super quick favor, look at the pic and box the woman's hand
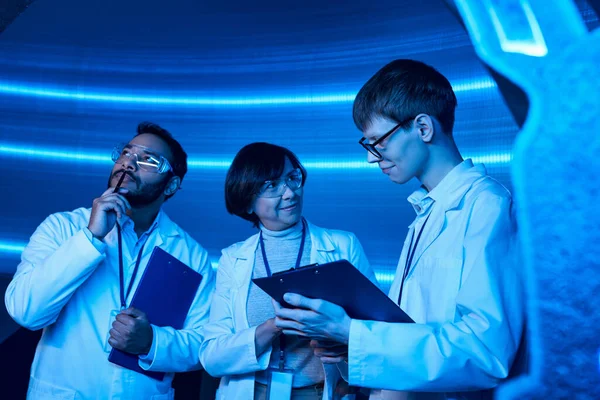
[254,317,282,356]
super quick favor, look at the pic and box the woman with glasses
[199,142,377,400]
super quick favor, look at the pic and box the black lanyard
[259,218,307,370]
[116,224,152,309]
[397,213,432,305]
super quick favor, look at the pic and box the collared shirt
[401,160,476,289]
[407,159,474,215]
[347,160,526,399]
[5,207,215,400]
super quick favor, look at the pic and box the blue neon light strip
[0,78,496,107]
[374,272,395,285]
[0,145,109,164]
[0,143,512,168]
[0,242,26,255]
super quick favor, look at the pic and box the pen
[113,172,132,216]
[113,172,126,193]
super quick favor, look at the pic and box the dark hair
[225,142,307,227]
[135,122,188,199]
[353,59,458,136]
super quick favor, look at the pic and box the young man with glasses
[273,59,527,399]
[5,122,215,399]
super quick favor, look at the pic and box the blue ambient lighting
[0,144,108,164]
[375,272,396,285]
[0,78,496,107]
[487,0,548,57]
[0,241,26,255]
[0,143,512,168]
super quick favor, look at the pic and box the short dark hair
[353,59,458,136]
[225,142,307,227]
[135,121,188,181]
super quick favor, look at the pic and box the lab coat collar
[231,220,335,260]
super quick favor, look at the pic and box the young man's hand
[273,293,351,344]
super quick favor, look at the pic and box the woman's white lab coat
[199,221,377,400]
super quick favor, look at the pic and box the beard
[107,171,169,207]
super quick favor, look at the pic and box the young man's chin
[388,173,411,185]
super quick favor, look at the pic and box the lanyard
[259,218,307,278]
[259,218,307,370]
[116,223,152,309]
[397,212,432,305]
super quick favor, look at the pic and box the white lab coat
[5,207,216,400]
[199,221,377,400]
[347,161,526,400]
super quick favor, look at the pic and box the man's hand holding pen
[88,172,132,240]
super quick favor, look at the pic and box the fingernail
[283,294,291,302]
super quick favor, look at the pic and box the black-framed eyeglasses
[358,116,415,159]
[256,168,304,198]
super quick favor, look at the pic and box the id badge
[266,369,293,400]
[104,309,120,352]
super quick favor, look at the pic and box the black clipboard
[108,247,203,380]
[252,259,413,323]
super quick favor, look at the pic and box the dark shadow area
[0,0,37,34]
[173,370,219,400]
[0,327,41,399]
[587,0,600,18]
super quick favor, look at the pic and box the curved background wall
[0,0,596,293]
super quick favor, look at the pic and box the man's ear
[165,176,181,196]
[415,114,435,143]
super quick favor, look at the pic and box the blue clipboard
[252,259,413,323]
[108,246,203,380]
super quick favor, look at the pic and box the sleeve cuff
[82,227,107,254]
[347,319,368,386]
[138,325,158,369]
[249,325,273,370]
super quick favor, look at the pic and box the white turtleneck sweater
[247,221,324,388]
